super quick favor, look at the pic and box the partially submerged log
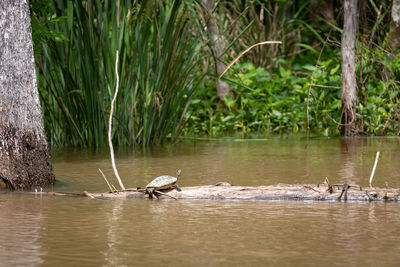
[37,183,400,201]
[6,183,399,201]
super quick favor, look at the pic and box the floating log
[8,183,400,201]
[70,183,400,201]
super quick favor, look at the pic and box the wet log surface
[18,183,400,201]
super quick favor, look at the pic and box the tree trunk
[0,0,55,190]
[203,0,232,102]
[341,0,358,136]
[389,0,400,50]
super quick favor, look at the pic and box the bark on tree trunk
[0,0,55,190]
[203,0,232,102]
[341,0,358,136]
[389,0,400,50]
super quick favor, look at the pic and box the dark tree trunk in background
[0,0,55,190]
[341,0,358,136]
[203,0,232,102]
[389,0,400,50]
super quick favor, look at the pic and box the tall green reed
[35,0,204,148]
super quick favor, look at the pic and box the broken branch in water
[338,184,351,201]
[369,151,380,187]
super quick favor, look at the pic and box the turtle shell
[146,175,177,190]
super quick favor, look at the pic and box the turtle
[139,169,182,199]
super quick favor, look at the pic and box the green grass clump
[35,0,204,148]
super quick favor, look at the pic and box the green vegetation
[31,0,400,147]
[32,0,203,147]
[185,50,400,137]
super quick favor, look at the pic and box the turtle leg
[174,184,182,192]
[147,188,158,199]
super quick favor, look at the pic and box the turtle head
[175,169,181,178]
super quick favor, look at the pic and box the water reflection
[103,200,124,266]
[0,195,45,266]
[338,138,357,184]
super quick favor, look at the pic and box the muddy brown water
[1,136,400,266]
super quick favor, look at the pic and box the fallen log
[29,183,400,201]
[7,183,400,201]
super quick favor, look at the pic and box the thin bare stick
[324,177,333,194]
[303,185,321,193]
[84,191,96,199]
[112,184,118,192]
[154,190,178,200]
[217,41,282,81]
[109,50,125,190]
[338,184,351,201]
[98,168,114,192]
[369,152,380,187]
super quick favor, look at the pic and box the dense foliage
[31,0,400,147]
[31,0,204,148]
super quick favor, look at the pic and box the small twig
[369,152,380,187]
[112,185,118,192]
[98,168,114,192]
[84,191,96,199]
[338,184,351,201]
[344,184,350,200]
[333,184,361,189]
[303,185,321,193]
[154,190,178,200]
[324,177,333,194]
[108,50,126,190]
[365,190,373,201]
[217,41,282,81]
